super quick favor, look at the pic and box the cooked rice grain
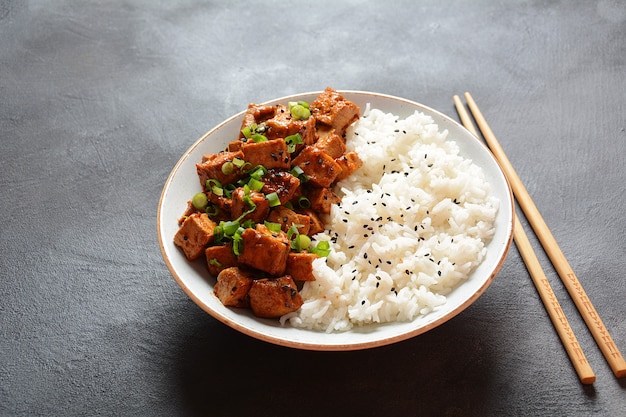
[281,105,499,332]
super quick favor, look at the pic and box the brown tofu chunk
[314,129,346,159]
[237,224,290,276]
[214,267,254,308]
[298,114,318,146]
[285,252,319,282]
[266,206,311,235]
[310,87,361,135]
[238,103,276,140]
[207,192,232,218]
[248,276,303,318]
[173,213,217,261]
[298,208,325,236]
[241,139,290,170]
[261,169,301,205]
[291,146,341,188]
[334,151,363,182]
[205,244,238,276]
[231,188,270,223]
[196,151,245,190]
[306,187,341,215]
[264,104,305,140]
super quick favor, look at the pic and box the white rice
[281,105,499,332]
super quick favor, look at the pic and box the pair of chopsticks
[453,93,626,385]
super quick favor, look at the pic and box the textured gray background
[1,0,625,416]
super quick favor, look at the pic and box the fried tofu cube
[196,151,245,189]
[314,129,346,159]
[334,151,363,182]
[267,206,311,235]
[306,187,341,214]
[173,213,217,261]
[248,276,303,318]
[237,224,290,276]
[261,170,301,205]
[285,252,319,282]
[242,139,290,170]
[205,244,238,276]
[310,87,361,135]
[214,267,254,308]
[263,104,305,140]
[238,103,276,140]
[231,188,270,223]
[298,208,325,236]
[291,146,341,188]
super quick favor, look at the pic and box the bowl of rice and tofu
[157,88,514,350]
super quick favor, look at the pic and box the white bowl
[157,91,514,350]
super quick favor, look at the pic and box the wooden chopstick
[453,95,596,384]
[457,93,626,379]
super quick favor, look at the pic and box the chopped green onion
[286,225,300,241]
[251,133,267,143]
[208,258,222,267]
[206,178,222,189]
[232,230,244,256]
[192,192,208,210]
[241,219,255,229]
[298,196,311,208]
[291,233,311,252]
[248,177,264,191]
[206,205,220,217]
[213,225,224,243]
[221,161,234,175]
[233,157,246,168]
[222,220,240,236]
[285,133,303,153]
[289,101,311,120]
[290,165,304,177]
[249,165,267,180]
[310,240,331,257]
[264,221,282,234]
[266,192,281,207]
[243,195,256,210]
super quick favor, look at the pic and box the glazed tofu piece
[238,103,276,140]
[241,139,290,170]
[230,188,270,223]
[205,244,238,276]
[237,224,290,276]
[173,213,217,261]
[248,276,303,318]
[196,151,245,189]
[298,208,325,236]
[334,151,363,182]
[261,170,301,205]
[263,104,305,140]
[297,114,318,146]
[206,192,232,218]
[214,267,254,308]
[285,252,319,282]
[314,129,346,159]
[291,146,341,188]
[306,187,341,215]
[310,87,361,135]
[266,206,311,235]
